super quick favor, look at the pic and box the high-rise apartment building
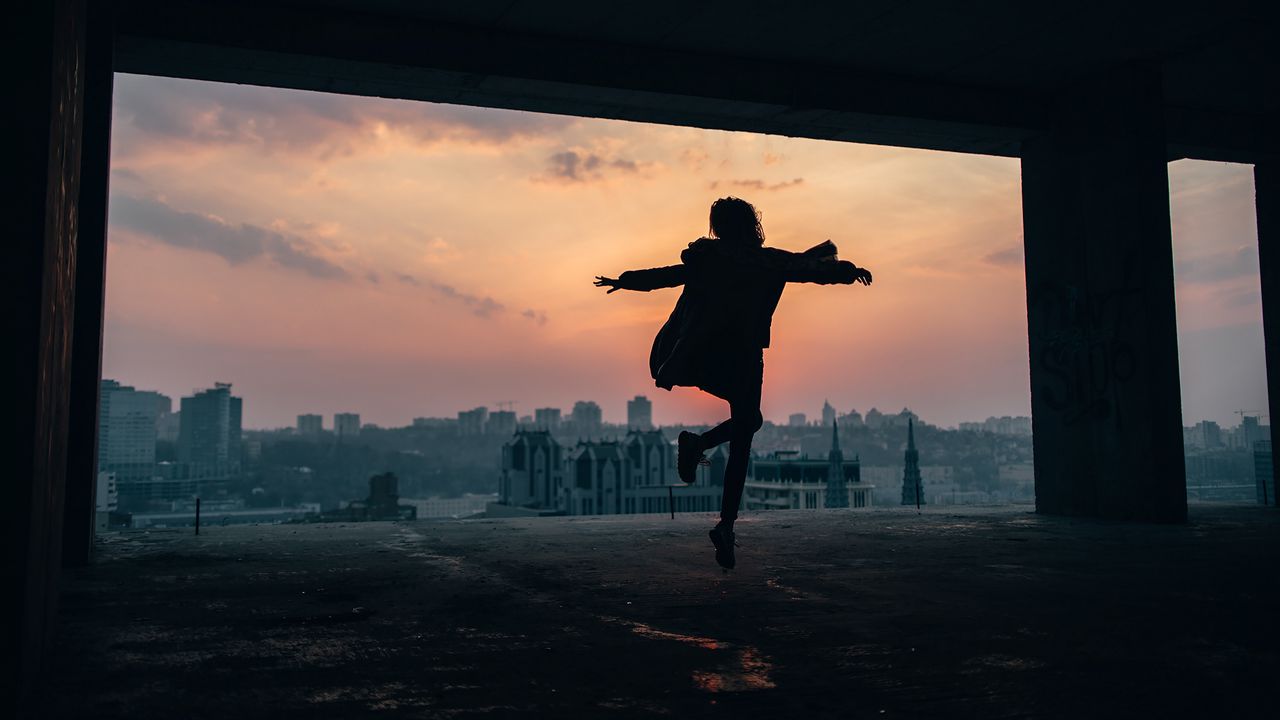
[334,412,361,439]
[487,410,517,436]
[570,401,603,436]
[297,414,323,435]
[458,407,488,435]
[534,407,561,432]
[788,413,807,427]
[98,380,161,498]
[627,395,653,430]
[178,383,243,470]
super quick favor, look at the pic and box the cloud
[396,273,505,318]
[110,195,348,279]
[982,246,1023,267]
[1176,245,1259,284]
[521,308,549,325]
[112,74,574,159]
[708,178,804,192]
[1216,284,1261,309]
[680,148,711,171]
[536,149,644,184]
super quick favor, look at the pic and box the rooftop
[31,506,1279,718]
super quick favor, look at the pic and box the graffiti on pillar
[1029,282,1140,428]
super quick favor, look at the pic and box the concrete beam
[113,0,1038,157]
[1021,66,1187,522]
[109,1,1274,163]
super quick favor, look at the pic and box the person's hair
[708,197,764,246]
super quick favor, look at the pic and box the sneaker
[709,524,736,570]
[677,431,705,484]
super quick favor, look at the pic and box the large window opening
[98,73,1036,526]
[1169,160,1271,506]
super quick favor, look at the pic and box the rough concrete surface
[27,506,1280,718]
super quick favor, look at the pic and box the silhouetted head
[708,197,764,247]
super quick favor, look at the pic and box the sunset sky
[103,74,1266,430]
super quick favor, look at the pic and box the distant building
[822,400,836,429]
[959,415,1033,436]
[1256,440,1274,506]
[487,410,517,436]
[492,429,720,517]
[534,407,562,431]
[570,400,603,436]
[334,412,361,439]
[156,410,181,443]
[1239,416,1269,450]
[564,431,720,515]
[744,428,872,511]
[1190,420,1222,449]
[402,494,497,519]
[627,395,654,430]
[98,380,161,503]
[306,472,417,522]
[840,409,864,427]
[901,419,925,506]
[458,407,488,435]
[788,413,807,427]
[297,413,323,435]
[94,471,118,532]
[178,383,242,469]
[498,430,565,510]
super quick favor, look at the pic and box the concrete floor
[28,505,1280,718]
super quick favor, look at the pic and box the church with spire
[744,420,873,511]
[901,418,926,506]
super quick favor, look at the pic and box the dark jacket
[617,238,861,391]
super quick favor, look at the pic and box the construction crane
[495,401,517,413]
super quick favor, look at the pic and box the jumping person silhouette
[595,197,872,569]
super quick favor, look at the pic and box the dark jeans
[698,363,764,526]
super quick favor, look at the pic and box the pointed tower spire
[901,418,924,508]
[824,420,849,509]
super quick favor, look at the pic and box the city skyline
[102,374,1265,436]
[103,74,1266,429]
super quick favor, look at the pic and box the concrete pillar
[1020,66,1187,522]
[1257,163,1279,502]
[63,0,115,568]
[2,0,87,706]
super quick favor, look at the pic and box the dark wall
[1258,163,1280,496]
[3,0,86,706]
[1021,66,1187,522]
[63,0,115,568]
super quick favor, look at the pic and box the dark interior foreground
[33,507,1280,718]
[7,0,1278,712]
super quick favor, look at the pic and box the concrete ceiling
[113,0,1276,161]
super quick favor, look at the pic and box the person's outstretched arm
[782,241,872,286]
[595,264,687,293]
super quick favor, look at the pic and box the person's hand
[594,275,622,293]
[852,267,873,286]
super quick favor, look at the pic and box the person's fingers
[607,287,619,293]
